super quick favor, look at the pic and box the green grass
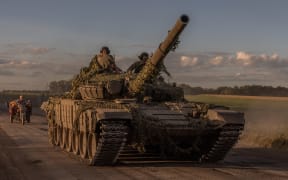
[185,94,288,112]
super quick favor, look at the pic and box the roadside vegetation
[180,84,288,97]
[186,94,288,150]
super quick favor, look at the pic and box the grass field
[186,94,288,149]
[185,94,288,111]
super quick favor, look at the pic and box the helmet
[100,46,110,54]
[138,52,149,61]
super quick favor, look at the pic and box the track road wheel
[79,132,88,159]
[60,127,66,149]
[65,129,73,152]
[72,131,80,155]
[54,125,61,146]
[48,123,55,145]
[88,133,98,165]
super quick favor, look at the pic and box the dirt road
[1,113,288,180]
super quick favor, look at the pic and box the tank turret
[128,14,189,95]
[76,15,189,101]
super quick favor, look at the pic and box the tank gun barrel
[128,14,189,94]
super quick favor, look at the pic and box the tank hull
[44,98,244,165]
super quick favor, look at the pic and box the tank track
[118,107,244,164]
[199,123,244,162]
[53,120,128,166]
[118,145,162,163]
[91,120,128,165]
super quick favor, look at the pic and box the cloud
[0,69,14,76]
[0,59,10,64]
[235,72,241,77]
[209,56,223,65]
[30,71,44,77]
[1,48,288,90]
[0,59,39,67]
[0,58,79,79]
[160,51,288,88]
[174,51,288,69]
[234,51,287,67]
[180,56,198,66]
[0,43,55,57]
[22,47,55,55]
[236,51,253,66]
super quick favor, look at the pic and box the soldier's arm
[163,66,171,77]
[127,61,139,72]
[127,63,136,72]
[107,55,122,73]
[159,63,171,77]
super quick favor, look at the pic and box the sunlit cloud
[235,72,241,77]
[22,47,55,55]
[236,51,253,66]
[271,53,279,61]
[209,56,223,65]
[1,48,288,90]
[180,56,198,66]
[235,51,285,66]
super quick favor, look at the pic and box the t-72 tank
[42,14,245,165]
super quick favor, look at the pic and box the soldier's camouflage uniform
[127,59,171,77]
[69,54,118,99]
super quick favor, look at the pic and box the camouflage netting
[68,55,169,100]
[68,55,113,99]
[128,60,161,95]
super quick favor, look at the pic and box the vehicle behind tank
[42,14,245,165]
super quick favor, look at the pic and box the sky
[0,0,288,90]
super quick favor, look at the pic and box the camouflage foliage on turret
[69,55,103,99]
[128,15,189,95]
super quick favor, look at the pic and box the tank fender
[207,109,245,125]
[96,109,132,121]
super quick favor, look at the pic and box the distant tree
[181,84,288,97]
[178,84,205,95]
[49,80,72,94]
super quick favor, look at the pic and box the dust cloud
[238,102,288,149]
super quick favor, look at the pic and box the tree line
[179,84,288,97]
[3,81,288,97]
[47,80,288,97]
[48,80,72,95]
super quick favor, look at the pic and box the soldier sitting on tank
[69,46,122,99]
[127,52,171,77]
[127,52,149,73]
[89,46,122,74]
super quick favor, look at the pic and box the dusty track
[1,113,288,180]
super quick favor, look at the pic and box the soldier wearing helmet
[127,52,149,73]
[97,46,113,70]
[127,52,171,77]
[89,46,122,73]
[69,46,122,99]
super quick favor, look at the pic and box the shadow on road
[116,147,288,172]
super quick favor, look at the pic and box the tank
[42,14,245,165]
